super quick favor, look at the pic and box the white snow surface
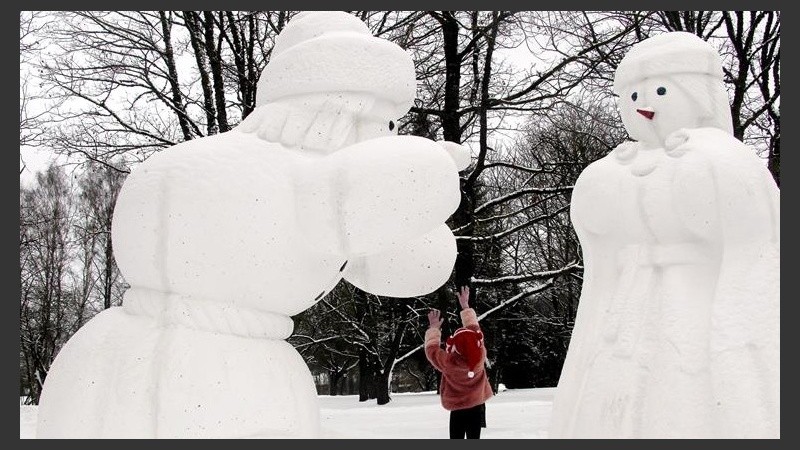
[550,32,780,438]
[22,388,556,439]
[35,11,469,439]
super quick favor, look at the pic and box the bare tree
[36,11,290,169]
[290,284,360,396]
[76,162,128,311]
[39,11,195,165]
[20,11,56,176]
[20,165,79,404]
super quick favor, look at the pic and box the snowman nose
[636,107,655,120]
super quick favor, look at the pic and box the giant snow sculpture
[37,11,471,438]
[549,32,780,438]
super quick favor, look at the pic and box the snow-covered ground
[20,387,555,439]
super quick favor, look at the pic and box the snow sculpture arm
[665,127,779,247]
[668,127,780,437]
[338,142,469,296]
[237,93,377,153]
[549,152,630,437]
[294,135,461,256]
[342,224,456,297]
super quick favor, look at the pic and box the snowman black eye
[388,120,395,131]
[631,92,638,101]
[657,86,666,95]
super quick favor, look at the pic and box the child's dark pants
[449,403,486,439]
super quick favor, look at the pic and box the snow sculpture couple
[37,12,778,439]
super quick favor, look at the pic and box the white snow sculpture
[549,32,780,438]
[37,11,470,438]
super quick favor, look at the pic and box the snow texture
[549,32,780,438]
[36,11,468,438]
[23,388,557,439]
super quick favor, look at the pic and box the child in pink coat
[425,286,494,439]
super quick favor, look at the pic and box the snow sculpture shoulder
[36,11,470,438]
[549,32,779,438]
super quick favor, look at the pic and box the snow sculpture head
[613,32,733,147]
[241,11,418,152]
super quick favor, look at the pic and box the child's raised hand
[457,286,470,310]
[427,309,443,329]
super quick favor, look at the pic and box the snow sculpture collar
[124,287,295,340]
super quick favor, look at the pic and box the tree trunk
[203,11,229,132]
[722,11,757,142]
[768,131,779,186]
[328,369,342,396]
[158,11,194,142]
[358,349,376,402]
[183,11,218,135]
[440,12,461,143]
[437,12,475,289]
[223,11,257,119]
[104,234,113,309]
[376,370,392,405]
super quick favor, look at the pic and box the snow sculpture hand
[290,133,463,297]
[293,135,460,255]
[612,141,640,165]
[236,96,355,151]
[440,141,472,171]
[664,128,691,157]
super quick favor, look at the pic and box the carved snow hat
[613,31,725,94]
[257,11,417,118]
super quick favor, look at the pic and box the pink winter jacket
[424,308,494,411]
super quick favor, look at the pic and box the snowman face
[619,76,706,147]
[347,97,400,145]
[239,92,401,154]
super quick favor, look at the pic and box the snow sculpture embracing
[549,32,780,438]
[37,11,470,438]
